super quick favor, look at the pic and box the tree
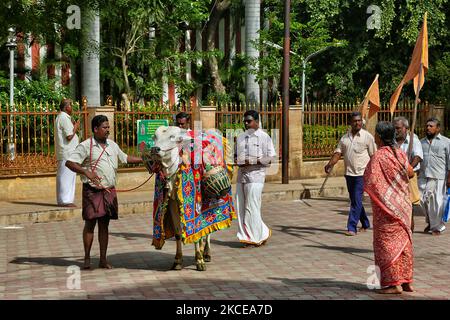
[244,0,260,103]
[204,0,232,95]
[254,0,450,105]
[82,5,101,106]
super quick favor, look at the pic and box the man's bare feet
[345,231,356,236]
[375,285,403,294]
[83,257,91,270]
[401,283,414,292]
[99,261,113,269]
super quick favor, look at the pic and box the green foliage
[427,52,450,104]
[255,0,450,105]
[2,0,449,106]
[303,124,348,145]
[0,71,69,105]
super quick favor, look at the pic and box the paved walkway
[1,196,448,300]
[0,177,348,225]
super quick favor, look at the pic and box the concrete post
[199,105,217,130]
[428,103,445,131]
[289,103,303,179]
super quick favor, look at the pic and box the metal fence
[444,104,450,137]
[215,102,283,159]
[0,101,89,176]
[0,100,190,176]
[114,103,191,168]
[0,98,432,176]
[303,101,429,159]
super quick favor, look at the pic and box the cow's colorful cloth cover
[152,130,236,249]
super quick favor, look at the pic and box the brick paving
[1,197,449,300]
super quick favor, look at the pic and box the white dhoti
[419,177,446,232]
[236,182,271,245]
[56,160,76,205]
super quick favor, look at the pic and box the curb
[0,185,349,226]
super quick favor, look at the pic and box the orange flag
[360,74,380,119]
[390,12,428,115]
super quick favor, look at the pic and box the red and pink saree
[364,146,413,287]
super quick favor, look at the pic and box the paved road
[1,197,449,300]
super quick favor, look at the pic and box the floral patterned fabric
[364,146,413,287]
[152,130,236,249]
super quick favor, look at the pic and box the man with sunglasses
[235,110,276,248]
[175,112,190,130]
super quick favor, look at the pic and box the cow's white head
[149,126,190,178]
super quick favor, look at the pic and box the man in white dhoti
[235,110,276,248]
[55,99,80,207]
[419,118,450,235]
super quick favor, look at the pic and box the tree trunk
[121,54,131,98]
[206,0,231,95]
[245,0,260,104]
[81,8,101,107]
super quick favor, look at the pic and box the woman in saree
[364,121,415,294]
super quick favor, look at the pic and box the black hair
[176,112,190,121]
[59,98,72,111]
[244,110,259,121]
[350,111,362,119]
[92,115,109,132]
[376,121,399,161]
[376,121,396,146]
[426,117,440,127]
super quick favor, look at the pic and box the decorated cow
[143,126,235,271]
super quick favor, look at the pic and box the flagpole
[408,62,423,158]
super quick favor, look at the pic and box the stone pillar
[87,97,116,140]
[428,103,445,132]
[289,104,303,179]
[199,105,217,130]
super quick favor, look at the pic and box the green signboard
[137,119,169,151]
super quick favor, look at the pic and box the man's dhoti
[56,160,76,205]
[419,178,446,232]
[236,183,271,245]
[82,183,118,221]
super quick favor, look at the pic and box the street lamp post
[282,0,290,184]
[6,27,17,161]
[301,43,342,111]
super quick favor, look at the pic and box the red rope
[89,138,155,193]
[115,172,154,193]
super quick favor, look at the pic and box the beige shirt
[236,128,277,183]
[55,111,79,161]
[67,138,128,188]
[335,129,376,176]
